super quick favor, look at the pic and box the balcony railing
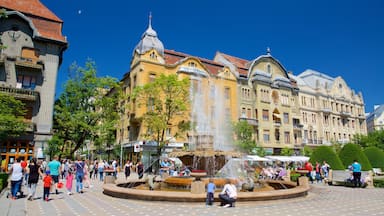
[293,124,304,129]
[178,66,207,77]
[239,117,259,126]
[0,85,39,101]
[15,56,44,70]
[340,111,351,117]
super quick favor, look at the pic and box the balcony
[273,121,281,127]
[0,85,39,101]
[321,108,332,113]
[293,123,304,130]
[357,114,366,120]
[178,66,207,77]
[340,111,351,117]
[239,117,259,126]
[15,56,44,70]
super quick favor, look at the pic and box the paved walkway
[1,173,384,216]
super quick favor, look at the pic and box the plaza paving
[1,172,384,216]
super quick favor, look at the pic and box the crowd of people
[7,155,146,201]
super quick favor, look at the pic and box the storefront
[1,140,34,171]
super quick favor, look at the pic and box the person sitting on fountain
[160,159,171,176]
[219,179,237,208]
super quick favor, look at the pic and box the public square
[1,172,384,216]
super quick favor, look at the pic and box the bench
[372,168,384,176]
[329,170,370,187]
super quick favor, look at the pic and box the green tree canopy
[363,146,384,169]
[233,120,256,154]
[338,143,372,171]
[354,131,384,150]
[310,146,344,170]
[0,93,27,140]
[52,60,122,158]
[132,74,190,149]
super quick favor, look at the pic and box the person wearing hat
[43,170,53,201]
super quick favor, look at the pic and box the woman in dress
[26,158,42,201]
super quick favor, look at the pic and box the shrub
[364,146,384,169]
[310,146,344,170]
[339,143,372,171]
[0,173,8,192]
[373,178,384,188]
[290,173,301,182]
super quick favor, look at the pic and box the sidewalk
[0,172,130,216]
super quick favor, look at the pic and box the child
[43,170,53,201]
[66,170,74,195]
[206,178,216,206]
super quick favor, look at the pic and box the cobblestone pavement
[1,173,384,216]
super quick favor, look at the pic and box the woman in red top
[304,161,313,183]
[43,170,53,201]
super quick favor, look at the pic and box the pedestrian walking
[26,158,42,201]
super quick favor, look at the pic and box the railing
[239,117,259,126]
[340,111,351,117]
[178,66,207,77]
[0,85,39,101]
[15,56,44,70]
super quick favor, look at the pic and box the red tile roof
[0,0,66,43]
[217,52,249,70]
[164,49,225,75]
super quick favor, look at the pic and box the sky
[41,0,384,113]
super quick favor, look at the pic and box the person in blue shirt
[47,155,61,194]
[206,178,216,206]
[351,159,362,187]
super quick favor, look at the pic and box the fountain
[103,76,310,201]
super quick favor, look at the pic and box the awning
[273,113,281,118]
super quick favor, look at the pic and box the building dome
[134,15,164,56]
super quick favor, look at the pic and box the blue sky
[41,0,384,113]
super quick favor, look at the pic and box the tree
[0,8,7,51]
[280,147,294,156]
[52,60,122,159]
[310,146,344,170]
[338,143,372,171]
[354,131,384,150]
[364,146,384,169]
[132,74,190,152]
[233,120,256,154]
[0,93,27,141]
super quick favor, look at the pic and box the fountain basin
[103,178,309,202]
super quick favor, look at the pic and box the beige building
[0,0,67,169]
[291,69,366,147]
[366,105,384,133]
[118,20,366,156]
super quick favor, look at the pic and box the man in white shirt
[219,179,237,208]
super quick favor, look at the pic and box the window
[147,98,155,111]
[262,109,269,121]
[263,130,270,142]
[133,75,137,88]
[247,108,252,118]
[149,74,156,83]
[17,75,36,89]
[275,129,280,141]
[149,51,157,59]
[284,132,290,144]
[267,64,271,73]
[241,107,246,117]
[188,62,196,67]
[224,87,230,100]
[283,113,289,124]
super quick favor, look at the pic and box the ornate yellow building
[118,19,367,156]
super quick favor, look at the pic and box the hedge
[339,143,372,171]
[364,147,384,169]
[310,146,344,170]
[373,178,384,188]
[0,173,8,192]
